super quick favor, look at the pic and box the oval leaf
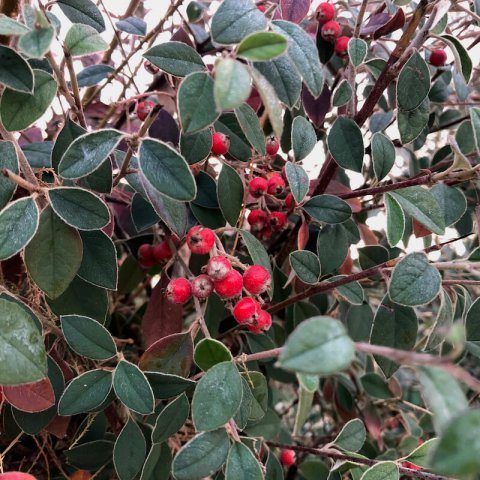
[371,132,395,181]
[225,442,263,480]
[0,45,34,93]
[328,116,364,172]
[292,116,316,161]
[152,393,190,444]
[237,31,287,61]
[214,58,251,110]
[65,24,108,56]
[397,50,430,112]
[289,250,321,284]
[217,163,244,226]
[285,162,309,203]
[302,194,352,224]
[113,418,146,480]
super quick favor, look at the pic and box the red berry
[138,244,155,268]
[260,225,273,240]
[186,226,215,254]
[280,449,296,466]
[153,241,173,263]
[270,211,288,230]
[267,174,286,195]
[137,100,155,121]
[266,136,280,156]
[207,256,232,280]
[233,297,261,324]
[257,4,266,12]
[214,269,243,299]
[191,274,214,299]
[144,60,159,75]
[316,2,335,23]
[243,265,271,295]
[249,177,268,198]
[335,36,350,57]
[248,209,268,232]
[285,193,296,209]
[166,278,192,304]
[429,48,447,67]
[211,132,230,156]
[247,309,272,333]
[321,20,341,41]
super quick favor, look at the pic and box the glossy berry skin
[243,265,271,295]
[166,278,192,304]
[186,226,215,254]
[267,174,286,195]
[144,60,159,74]
[207,256,232,280]
[270,211,288,230]
[138,244,155,268]
[248,209,268,231]
[211,132,230,156]
[248,309,272,333]
[214,269,243,299]
[266,136,280,156]
[321,20,341,41]
[249,177,268,197]
[316,2,335,23]
[280,449,296,466]
[153,241,173,263]
[137,100,155,121]
[335,36,350,57]
[191,274,214,299]
[430,48,447,67]
[233,297,261,324]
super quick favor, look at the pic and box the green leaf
[285,162,309,203]
[293,384,314,435]
[211,0,267,45]
[180,130,212,165]
[0,295,47,385]
[404,438,439,468]
[48,186,110,230]
[114,360,155,415]
[237,31,287,61]
[292,116,316,161]
[0,15,30,35]
[430,184,467,227]
[273,20,324,97]
[57,0,105,32]
[243,371,268,421]
[0,69,57,132]
[116,16,146,36]
[192,361,243,431]
[77,64,114,87]
[303,194,352,224]
[0,197,39,261]
[18,26,54,58]
[470,107,480,154]
[250,67,283,140]
[65,24,108,56]
[194,338,232,371]
[389,252,441,306]
[214,58,251,110]
[58,129,123,179]
[152,393,190,444]
[289,250,321,284]
[398,98,430,144]
[145,371,195,399]
[370,297,417,377]
[384,193,404,247]
[234,378,254,429]
[215,113,252,161]
[278,316,355,375]
[346,303,374,342]
[234,103,266,155]
[178,72,219,134]
[172,429,230,480]
[139,138,196,201]
[466,298,480,357]
[397,51,430,112]
[65,440,114,470]
[360,461,398,480]
[61,314,116,360]
[334,278,365,305]
[371,132,395,181]
[240,230,273,280]
[389,186,445,235]
[333,419,366,452]
[426,290,454,352]
[58,369,112,415]
[51,117,86,170]
[114,418,147,480]
[328,116,364,172]
[140,443,172,480]
[0,141,18,210]
[440,34,472,83]
[225,442,263,480]
[24,207,82,299]
[143,41,205,77]
[317,223,349,274]
[348,38,367,67]
[78,229,118,290]
[0,45,34,93]
[417,366,468,434]
[430,410,480,476]
[332,80,352,107]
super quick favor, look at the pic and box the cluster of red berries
[316,2,350,57]
[164,226,273,334]
[210,132,279,158]
[137,236,178,269]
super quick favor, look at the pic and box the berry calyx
[243,265,271,295]
[248,209,268,232]
[270,211,288,230]
[136,100,155,121]
[214,269,243,299]
[191,274,214,299]
[249,177,268,198]
[166,278,192,304]
[285,193,296,209]
[138,244,155,268]
[233,297,261,324]
[321,20,341,41]
[316,2,335,23]
[211,132,230,156]
[266,136,280,156]
[429,48,447,67]
[280,449,296,466]
[186,226,215,254]
[207,256,232,280]
[143,60,159,75]
[153,241,173,263]
[335,36,350,57]
[247,309,272,333]
[267,174,286,195]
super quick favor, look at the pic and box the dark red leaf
[373,8,405,39]
[325,181,362,213]
[413,219,432,238]
[302,83,331,127]
[297,221,309,250]
[171,27,195,47]
[45,415,70,438]
[360,13,391,36]
[280,0,311,23]
[148,109,180,146]
[3,378,55,413]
